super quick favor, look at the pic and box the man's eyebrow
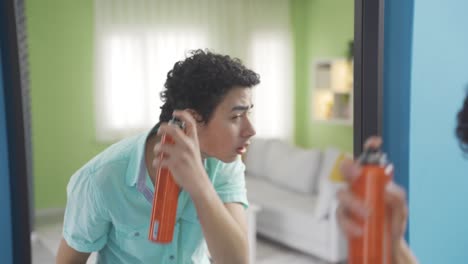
[231,105,254,112]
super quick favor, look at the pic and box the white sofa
[244,138,348,263]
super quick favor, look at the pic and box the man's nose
[243,118,256,138]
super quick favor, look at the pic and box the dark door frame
[0,0,32,263]
[2,0,383,262]
[354,0,385,156]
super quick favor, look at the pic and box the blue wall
[385,0,468,262]
[0,45,13,263]
[409,0,468,262]
[383,0,414,243]
[383,0,413,211]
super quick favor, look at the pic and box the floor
[32,221,334,264]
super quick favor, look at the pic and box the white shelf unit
[311,58,353,125]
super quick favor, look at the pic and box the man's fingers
[363,136,382,150]
[337,204,364,237]
[157,122,187,145]
[337,189,369,219]
[152,142,177,169]
[386,182,408,238]
[340,159,362,182]
[386,182,407,204]
[385,182,407,216]
[172,110,198,139]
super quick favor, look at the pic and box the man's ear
[186,109,204,123]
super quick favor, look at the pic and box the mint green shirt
[63,129,249,264]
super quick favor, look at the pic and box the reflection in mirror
[28,0,353,263]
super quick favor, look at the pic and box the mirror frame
[1,0,32,263]
[354,0,384,156]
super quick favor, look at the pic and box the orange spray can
[148,117,185,243]
[348,147,393,264]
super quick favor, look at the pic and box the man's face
[197,87,256,163]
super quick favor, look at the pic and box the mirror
[2,0,384,263]
[30,1,355,263]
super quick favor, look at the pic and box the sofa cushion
[245,173,347,261]
[263,139,322,194]
[244,138,272,179]
[245,176,319,216]
[314,148,347,219]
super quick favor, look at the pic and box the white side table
[247,203,261,264]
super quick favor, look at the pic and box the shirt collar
[125,123,159,187]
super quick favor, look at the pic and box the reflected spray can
[348,147,393,264]
[148,117,185,243]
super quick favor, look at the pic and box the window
[94,0,292,142]
[94,29,205,141]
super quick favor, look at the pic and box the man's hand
[336,136,415,263]
[153,110,209,196]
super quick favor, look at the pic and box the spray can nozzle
[358,147,388,166]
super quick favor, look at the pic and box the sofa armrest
[314,181,346,220]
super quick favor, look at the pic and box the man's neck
[144,133,160,185]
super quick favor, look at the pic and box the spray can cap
[358,147,388,166]
[168,116,185,131]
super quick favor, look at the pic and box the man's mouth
[236,142,250,154]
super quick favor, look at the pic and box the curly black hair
[159,49,260,123]
[456,92,468,154]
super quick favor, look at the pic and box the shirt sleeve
[211,157,249,209]
[62,168,111,253]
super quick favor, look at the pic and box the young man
[456,92,468,153]
[56,50,259,264]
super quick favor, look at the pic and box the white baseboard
[34,208,65,227]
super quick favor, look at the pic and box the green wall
[27,0,353,210]
[27,0,109,209]
[292,0,354,152]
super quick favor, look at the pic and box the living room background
[26,0,354,210]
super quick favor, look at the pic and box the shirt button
[134,232,140,237]
[169,255,175,260]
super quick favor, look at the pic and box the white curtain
[94,0,293,142]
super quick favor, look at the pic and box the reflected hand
[153,110,208,196]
